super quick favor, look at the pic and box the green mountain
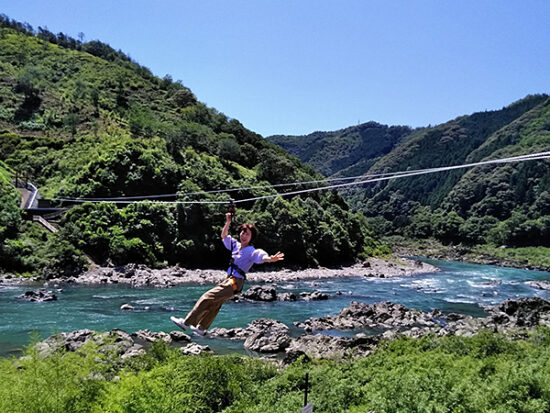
[270,95,550,247]
[268,122,412,177]
[0,15,382,276]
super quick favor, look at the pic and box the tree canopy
[0,17,381,276]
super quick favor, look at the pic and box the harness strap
[228,239,246,294]
[229,258,247,279]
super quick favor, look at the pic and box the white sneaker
[190,325,206,337]
[170,316,188,331]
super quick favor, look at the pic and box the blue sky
[2,1,549,137]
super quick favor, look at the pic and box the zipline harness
[227,237,247,294]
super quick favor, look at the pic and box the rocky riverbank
[392,240,550,273]
[30,297,550,363]
[0,255,438,288]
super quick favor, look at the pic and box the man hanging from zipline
[170,211,284,336]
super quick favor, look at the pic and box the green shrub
[0,341,109,413]
[2,330,550,412]
[95,354,276,413]
[39,237,88,279]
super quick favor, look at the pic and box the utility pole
[301,372,313,412]
[304,372,309,406]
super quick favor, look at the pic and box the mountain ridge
[268,121,413,176]
[269,94,550,247]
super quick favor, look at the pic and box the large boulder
[486,297,550,327]
[285,333,379,359]
[296,301,436,332]
[210,318,291,353]
[208,327,249,340]
[235,285,330,302]
[388,297,550,340]
[131,329,192,344]
[277,292,298,301]
[435,315,491,338]
[33,329,143,360]
[244,319,291,353]
[37,329,95,354]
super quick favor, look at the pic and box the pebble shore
[0,256,438,287]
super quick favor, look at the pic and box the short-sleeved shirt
[223,235,268,276]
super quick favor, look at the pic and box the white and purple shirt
[223,235,268,277]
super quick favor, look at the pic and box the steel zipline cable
[45,151,550,205]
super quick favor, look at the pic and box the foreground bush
[2,329,550,412]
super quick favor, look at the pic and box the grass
[476,245,550,270]
[385,236,550,271]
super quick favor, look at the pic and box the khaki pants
[184,276,244,331]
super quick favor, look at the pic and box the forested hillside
[356,95,550,246]
[271,95,550,248]
[268,121,412,176]
[0,15,383,277]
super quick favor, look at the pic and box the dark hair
[238,223,258,243]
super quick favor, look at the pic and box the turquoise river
[1,258,550,358]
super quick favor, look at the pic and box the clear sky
[2,1,549,137]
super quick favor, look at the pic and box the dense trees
[361,96,550,247]
[0,20,380,276]
[268,122,412,176]
[272,95,550,248]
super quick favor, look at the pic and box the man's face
[239,227,252,244]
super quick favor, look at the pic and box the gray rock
[285,333,378,359]
[181,342,212,355]
[210,318,291,353]
[208,327,249,340]
[241,285,277,302]
[18,289,57,302]
[282,349,310,365]
[486,297,550,327]
[243,319,291,353]
[277,292,298,301]
[120,344,146,360]
[237,285,329,302]
[34,329,139,360]
[131,329,173,343]
[437,315,490,337]
[299,290,329,301]
[296,301,436,332]
[525,281,550,290]
[169,331,192,342]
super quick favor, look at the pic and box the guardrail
[24,181,39,209]
[32,215,59,233]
